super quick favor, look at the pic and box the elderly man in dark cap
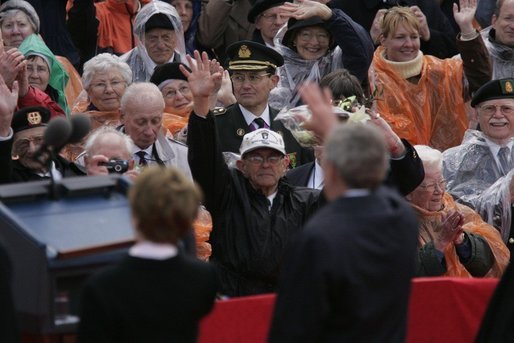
[248,0,291,47]
[122,1,186,82]
[215,40,313,168]
[181,51,320,296]
[443,78,514,258]
[0,103,83,183]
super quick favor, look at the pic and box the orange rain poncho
[413,193,509,278]
[369,47,469,151]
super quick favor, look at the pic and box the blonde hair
[381,6,421,39]
[129,166,202,243]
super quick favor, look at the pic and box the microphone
[33,117,72,165]
[67,114,91,144]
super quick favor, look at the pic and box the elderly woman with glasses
[369,0,491,151]
[63,53,132,161]
[269,0,374,109]
[407,145,509,277]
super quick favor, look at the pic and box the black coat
[328,0,458,59]
[214,104,314,168]
[268,186,418,342]
[188,113,321,296]
[286,139,425,196]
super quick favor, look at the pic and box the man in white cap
[184,52,321,297]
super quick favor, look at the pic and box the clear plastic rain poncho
[442,129,514,244]
[121,1,186,82]
[269,24,343,110]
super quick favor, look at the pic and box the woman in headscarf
[19,34,70,116]
[269,0,374,109]
[0,0,83,114]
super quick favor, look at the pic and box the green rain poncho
[19,34,70,116]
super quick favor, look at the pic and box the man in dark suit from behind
[268,84,418,342]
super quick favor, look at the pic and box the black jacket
[287,139,425,196]
[188,113,321,296]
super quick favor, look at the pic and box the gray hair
[0,0,39,33]
[84,126,133,158]
[324,123,389,189]
[120,82,165,113]
[82,53,133,90]
[413,145,442,175]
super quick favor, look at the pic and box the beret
[11,106,51,134]
[471,78,514,107]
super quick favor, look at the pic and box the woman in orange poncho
[369,2,491,151]
[408,145,509,277]
[64,53,133,161]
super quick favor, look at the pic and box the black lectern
[0,175,134,334]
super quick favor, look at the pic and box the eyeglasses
[164,85,191,99]
[90,80,127,92]
[419,179,446,192]
[230,73,270,85]
[297,31,330,43]
[478,104,514,116]
[13,135,44,154]
[245,155,283,166]
[259,13,285,22]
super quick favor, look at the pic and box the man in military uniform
[215,40,313,168]
[443,78,514,259]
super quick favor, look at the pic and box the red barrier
[198,277,498,343]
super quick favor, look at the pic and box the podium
[0,175,135,335]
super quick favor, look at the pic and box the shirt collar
[239,104,271,127]
[129,240,178,260]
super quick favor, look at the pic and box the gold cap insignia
[237,128,246,136]
[502,80,514,94]
[27,111,42,125]
[238,45,251,59]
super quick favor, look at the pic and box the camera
[99,159,129,174]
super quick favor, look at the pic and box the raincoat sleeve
[457,33,492,97]
[326,9,374,83]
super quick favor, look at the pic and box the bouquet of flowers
[274,96,371,147]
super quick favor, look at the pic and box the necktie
[136,151,148,167]
[498,146,512,174]
[250,117,268,131]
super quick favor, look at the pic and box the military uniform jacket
[214,104,314,168]
[188,113,321,296]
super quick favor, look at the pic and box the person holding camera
[84,126,140,181]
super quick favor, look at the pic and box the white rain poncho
[121,1,186,82]
[442,129,513,243]
[269,24,343,110]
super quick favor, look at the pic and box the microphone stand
[41,148,61,201]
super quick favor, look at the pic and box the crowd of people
[0,0,513,341]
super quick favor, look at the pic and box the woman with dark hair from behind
[77,166,218,343]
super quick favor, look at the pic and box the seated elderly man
[84,127,139,181]
[118,82,191,179]
[443,78,514,258]
[122,1,186,82]
[0,103,83,184]
[183,51,321,296]
[481,0,514,79]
